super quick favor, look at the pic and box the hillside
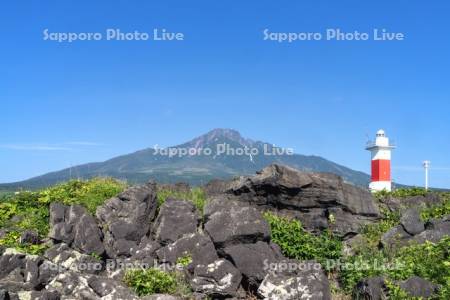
[0,128,371,190]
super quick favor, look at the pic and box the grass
[124,268,192,297]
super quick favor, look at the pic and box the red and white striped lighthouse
[365,129,395,192]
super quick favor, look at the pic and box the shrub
[385,280,420,300]
[124,268,177,296]
[37,178,126,214]
[263,212,342,268]
[374,187,428,200]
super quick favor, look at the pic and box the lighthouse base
[369,181,392,193]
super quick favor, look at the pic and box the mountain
[0,128,371,190]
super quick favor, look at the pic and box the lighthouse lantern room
[366,129,395,192]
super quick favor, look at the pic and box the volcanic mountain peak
[182,128,256,148]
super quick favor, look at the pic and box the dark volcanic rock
[191,258,242,297]
[327,207,378,236]
[45,243,103,274]
[24,291,60,300]
[129,236,161,265]
[204,198,270,248]
[153,198,200,245]
[156,233,218,267]
[223,241,280,289]
[400,208,425,235]
[157,182,190,194]
[49,203,104,256]
[381,193,443,214]
[224,164,380,236]
[96,182,158,258]
[398,276,439,298]
[257,260,331,300]
[141,295,182,300]
[382,215,449,249]
[0,289,8,300]
[353,276,386,300]
[19,230,40,245]
[380,225,412,249]
[0,250,59,293]
[412,216,450,244]
[203,179,233,197]
[279,208,329,232]
[47,271,138,299]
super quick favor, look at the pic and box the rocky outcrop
[128,236,161,266]
[4,166,387,299]
[223,241,281,289]
[46,271,138,299]
[191,259,242,297]
[400,208,425,235]
[19,230,40,245]
[353,275,440,299]
[258,260,331,300]
[399,276,439,298]
[49,203,105,256]
[152,199,199,245]
[156,233,218,267]
[45,243,103,274]
[204,198,270,248]
[223,164,380,236]
[381,193,443,212]
[0,249,59,294]
[96,182,158,258]
[141,295,182,300]
[382,214,449,249]
[353,276,386,300]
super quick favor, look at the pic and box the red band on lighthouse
[371,159,391,181]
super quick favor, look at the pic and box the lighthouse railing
[365,140,396,149]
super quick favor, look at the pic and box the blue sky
[1,1,449,188]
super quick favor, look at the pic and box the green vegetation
[0,231,48,255]
[124,268,192,297]
[385,280,421,300]
[374,187,429,200]
[421,193,450,222]
[157,187,206,215]
[37,178,126,214]
[176,253,193,267]
[360,208,400,248]
[0,178,125,255]
[263,212,342,268]
[124,268,177,296]
[340,190,450,299]
[341,237,450,298]
[264,190,450,299]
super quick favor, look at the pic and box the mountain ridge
[0,128,371,190]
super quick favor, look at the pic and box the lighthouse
[366,129,395,192]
